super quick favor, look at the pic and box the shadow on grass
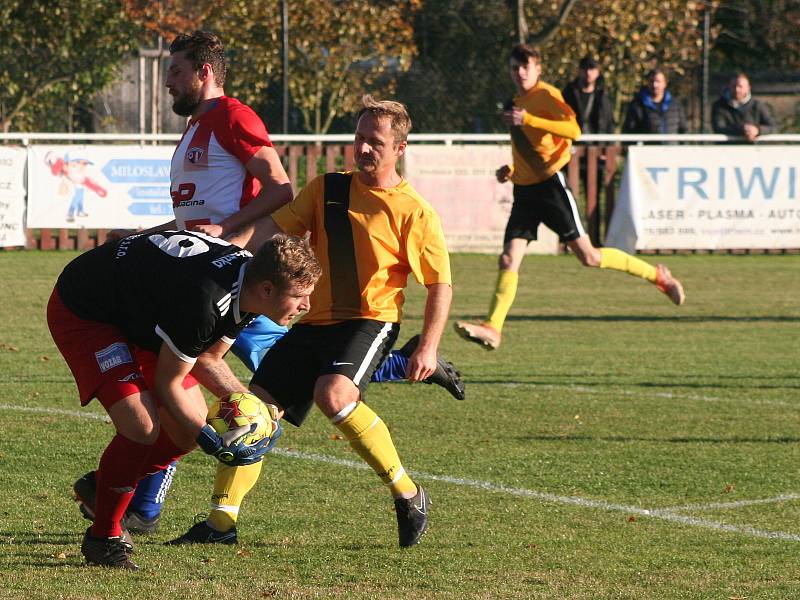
[0,532,76,545]
[0,531,84,569]
[457,314,800,323]
[637,381,800,390]
[470,379,800,391]
[521,434,800,444]
[244,539,386,551]
[468,373,800,392]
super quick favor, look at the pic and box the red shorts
[47,288,198,409]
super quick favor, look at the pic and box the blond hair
[357,95,412,144]
[244,234,321,291]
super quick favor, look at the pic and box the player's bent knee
[314,375,359,419]
[104,391,161,444]
[119,420,160,445]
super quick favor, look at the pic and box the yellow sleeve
[405,209,452,286]
[271,175,322,235]
[523,112,581,141]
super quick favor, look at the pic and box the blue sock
[128,462,177,519]
[371,352,408,382]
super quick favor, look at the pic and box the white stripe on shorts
[557,171,586,238]
[353,322,394,386]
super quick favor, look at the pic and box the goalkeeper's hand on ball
[196,418,282,466]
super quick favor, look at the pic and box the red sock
[91,433,151,538]
[140,429,190,476]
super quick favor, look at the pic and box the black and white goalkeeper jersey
[56,230,256,363]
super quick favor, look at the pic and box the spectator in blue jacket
[622,68,687,134]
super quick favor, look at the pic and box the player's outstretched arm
[155,344,273,465]
[520,111,581,140]
[194,147,293,239]
[226,214,283,253]
[106,219,177,242]
[192,339,249,398]
[153,344,209,438]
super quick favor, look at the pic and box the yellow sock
[599,248,657,282]
[486,269,518,332]
[207,461,263,532]
[333,401,417,498]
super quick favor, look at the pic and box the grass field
[2,250,800,599]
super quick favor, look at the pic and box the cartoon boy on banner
[45,151,108,222]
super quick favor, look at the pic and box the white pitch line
[515,383,798,408]
[660,494,800,513]
[4,378,798,408]
[4,404,110,422]
[9,403,800,543]
[273,449,800,543]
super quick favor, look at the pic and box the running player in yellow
[455,44,685,351]
[169,95,451,548]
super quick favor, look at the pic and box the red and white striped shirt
[170,96,273,229]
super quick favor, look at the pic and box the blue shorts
[230,315,289,372]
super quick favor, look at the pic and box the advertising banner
[606,146,800,251]
[0,146,27,247]
[404,145,559,254]
[27,145,174,229]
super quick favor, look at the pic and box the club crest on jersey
[95,342,134,373]
[186,147,205,163]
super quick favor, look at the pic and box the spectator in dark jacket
[622,68,687,134]
[562,55,615,134]
[712,72,775,142]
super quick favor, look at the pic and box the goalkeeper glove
[196,422,278,466]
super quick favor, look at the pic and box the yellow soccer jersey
[509,80,581,185]
[271,172,451,324]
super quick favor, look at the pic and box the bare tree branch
[520,0,580,45]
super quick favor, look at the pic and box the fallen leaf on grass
[54,552,67,560]
[236,549,251,557]
[627,515,636,522]
[329,433,344,441]
[40,356,49,361]
[722,484,734,494]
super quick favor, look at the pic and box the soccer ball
[207,392,271,446]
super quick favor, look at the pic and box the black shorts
[250,320,400,427]
[504,172,585,244]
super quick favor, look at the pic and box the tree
[206,0,420,134]
[203,1,282,120]
[122,0,218,45]
[396,0,515,132]
[520,0,720,126]
[513,0,580,45]
[0,0,137,132]
[712,0,800,72]
[396,0,719,133]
